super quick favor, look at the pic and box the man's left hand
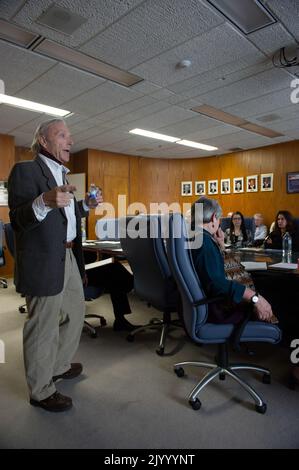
[85,191,103,208]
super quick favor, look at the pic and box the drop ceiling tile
[119,106,195,132]
[0,105,43,133]
[184,125,239,141]
[0,41,56,94]
[62,81,142,116]
[15,63,105,107]
[159,115,219,136]
[248,23,296,56]
[80,0,224,69]
[131,23,260,87]
[0,0,25,20]
[105,101,170,126]
[264,0,299,41]
[198,68,292,108]
[225,87,293,118]
[92,96,158,122]
[12,0,144,48]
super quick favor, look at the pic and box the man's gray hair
[191,196,222,228]
[31,118,66,155]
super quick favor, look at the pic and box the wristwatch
[250,294,259,305]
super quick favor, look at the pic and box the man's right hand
[254,295,274,322]
[42,185,76,208]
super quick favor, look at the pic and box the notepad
[241,261,267,271]
[268,262,298,270]
[85,258,113,270]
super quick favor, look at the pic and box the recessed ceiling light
[0,93,72,117]
[207,0,276,35]
[129,129,179,142]
[176,140,218,151]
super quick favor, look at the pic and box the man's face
[254,215,262,227]
[40,121,73,164]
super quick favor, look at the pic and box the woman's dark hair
[229,211,248,242]
[274,210,295,233]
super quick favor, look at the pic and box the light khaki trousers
[24,248,85,401]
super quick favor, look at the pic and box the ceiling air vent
[256,114,281,123]
[228,147,244,152]
[36,4,87,35]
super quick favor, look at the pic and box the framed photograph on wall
[233,177,244,193]
[261,173,273,192]
[208,180,218,195]
[181,181,192,196]
[195,181,206,195]
[286,171,299,193]
[0,181,8,206]
[221,179,230,194]
[246,175,258,192]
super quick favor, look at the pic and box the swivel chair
[120,214,181,356]
[0,220,8,288]
[166,213,281,413]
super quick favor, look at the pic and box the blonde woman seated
[224,211,252,248]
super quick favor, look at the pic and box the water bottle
[282,232,292,262]
[89,183,99,199]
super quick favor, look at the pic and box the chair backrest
[95,218,120,241]
[0,220,5,268]
[4,223,15,258]
[293,218,299,232]
[221,216,255,236]
[166,213,208,339]
[119,214,178,312]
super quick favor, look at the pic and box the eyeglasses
[232,217,241,220]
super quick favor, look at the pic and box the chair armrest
[193,296,225,307]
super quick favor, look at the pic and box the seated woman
[84,251,138,331]
[264,210,299,250]
[224,211,252,248]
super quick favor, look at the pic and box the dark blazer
[8,156,88,297]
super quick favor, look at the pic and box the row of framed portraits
[181,173,273,196]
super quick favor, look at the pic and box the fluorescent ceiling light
[176,140,218,151]
[207,0,276,35]
[0,18,38,47]
[129,129,179,142]
[192,104,247,126]
[35,39,142,87]
[0,93,71,117]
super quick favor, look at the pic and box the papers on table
[241,261,267,271]
[84,240,120,245]
[85,258,113,270]
[268,262,298,270]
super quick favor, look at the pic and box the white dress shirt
[254,224,268,240]
[32,154,88,242]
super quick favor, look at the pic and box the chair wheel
[19,307,26,313]
[219,372,226,381]
[262,373,271,384]
[189,398,201,410]
[100,318,107,326]
[126,334,134,342]
[156,347,164,356]
[3,284,8,288]
[255,403,267,414]
[174,367,185,378]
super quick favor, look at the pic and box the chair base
[0,278,8,288]
[83,314,107,338]
[174,343,270,414]
[127,316,182,356]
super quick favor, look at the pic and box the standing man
[8,118,102,412]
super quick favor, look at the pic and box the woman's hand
[214,227,225,250]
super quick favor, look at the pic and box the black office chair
[0,220,8,288]
[166,213,281,413]
[120,214,181,356]
[4,223,26,312]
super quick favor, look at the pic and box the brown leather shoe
[30,391,72,412]
[53,363,83,382]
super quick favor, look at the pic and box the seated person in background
[224,211,252,248]
[253,213,268,246]
[84,251,137,331]
[264,210,299,251]
[190,197,275,325]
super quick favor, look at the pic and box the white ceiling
[0,0,298,158]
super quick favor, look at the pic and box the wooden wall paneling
[15,146,33,163]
